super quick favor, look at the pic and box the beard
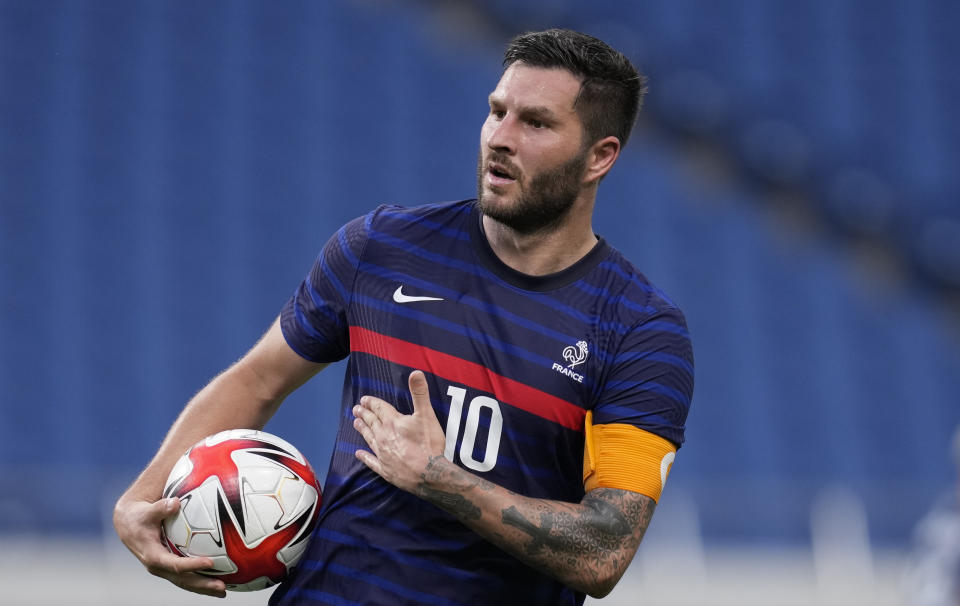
[476,148,587,235]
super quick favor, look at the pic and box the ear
[583,135,621,184]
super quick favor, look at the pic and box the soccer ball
[161,429,321,591]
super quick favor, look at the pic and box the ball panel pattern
[161,429,321,591]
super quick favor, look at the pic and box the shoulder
[336,200,475,246]
[367,199,475,229]
[594,245,689,333]
[589,246,694,447]
[354,200,478,258]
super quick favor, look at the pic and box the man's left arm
[353,370,655,599]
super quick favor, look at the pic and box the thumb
[408,370,436,419]
[149,497,181,523]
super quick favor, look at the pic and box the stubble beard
[476,149,587,236]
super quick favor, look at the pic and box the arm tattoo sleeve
[415,455,656,596]
[501,488,656,592]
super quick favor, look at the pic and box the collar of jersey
[469,200,611,293]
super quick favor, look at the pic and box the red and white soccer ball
[161,429,321,591]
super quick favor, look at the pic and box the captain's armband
[582,411,677,502]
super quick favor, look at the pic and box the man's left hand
[353,370,446,492]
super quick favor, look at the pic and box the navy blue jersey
[271,200,693,606]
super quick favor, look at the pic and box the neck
[481,197,598,276]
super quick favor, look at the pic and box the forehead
[490,63,582,115]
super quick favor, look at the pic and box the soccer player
[113,29,694,605]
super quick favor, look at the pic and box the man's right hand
[110,317,325,596]
[113,496,228,598]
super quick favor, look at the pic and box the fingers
[356,370,433,420]
[137,510,227,597]
[148,497,181,522]
[407,370,436,420]
[355,396,384,425]
[353,396,385,443]
[351,372,441,493]
[352,403,379,452]
[353,371,436,443]
[355,448,385,478]
[148,548,216,575]
[163,570,227,598]
[353,396,389,481]
[116,496,227,597]
[147,551,227,596]
[408,370,429,397]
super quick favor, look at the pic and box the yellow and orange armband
[582,410,677,502]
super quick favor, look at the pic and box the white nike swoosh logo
[392,286,444,304]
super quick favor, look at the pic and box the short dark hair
[503,29,647,148]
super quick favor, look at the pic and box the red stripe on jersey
[349,326,586,432]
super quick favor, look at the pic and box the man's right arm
[112,316,326,597]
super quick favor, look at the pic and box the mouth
[486,161,518,187]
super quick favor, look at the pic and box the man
[114,29,694,605]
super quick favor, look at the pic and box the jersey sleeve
[584,307,694,501]
[280,214,369,363]
[595,306,693,444]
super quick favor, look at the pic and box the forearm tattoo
[502,488,655,593]
[416,456,493,520]
[416,456,655,595]
[418,486,482,520]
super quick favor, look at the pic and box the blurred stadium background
[2,0,959,604]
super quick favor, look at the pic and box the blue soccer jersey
[271,200,693,606]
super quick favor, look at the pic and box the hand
[353,370,447,492]
[113,495,227,598]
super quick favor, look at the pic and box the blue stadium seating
[1,0,958,548]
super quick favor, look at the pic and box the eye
[528,119,545,129]
[491,109,506,120]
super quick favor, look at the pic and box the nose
[485,114,516,155]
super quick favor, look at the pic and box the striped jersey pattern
[270,200,694,606]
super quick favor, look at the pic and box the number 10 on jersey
[443,386,503,472]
